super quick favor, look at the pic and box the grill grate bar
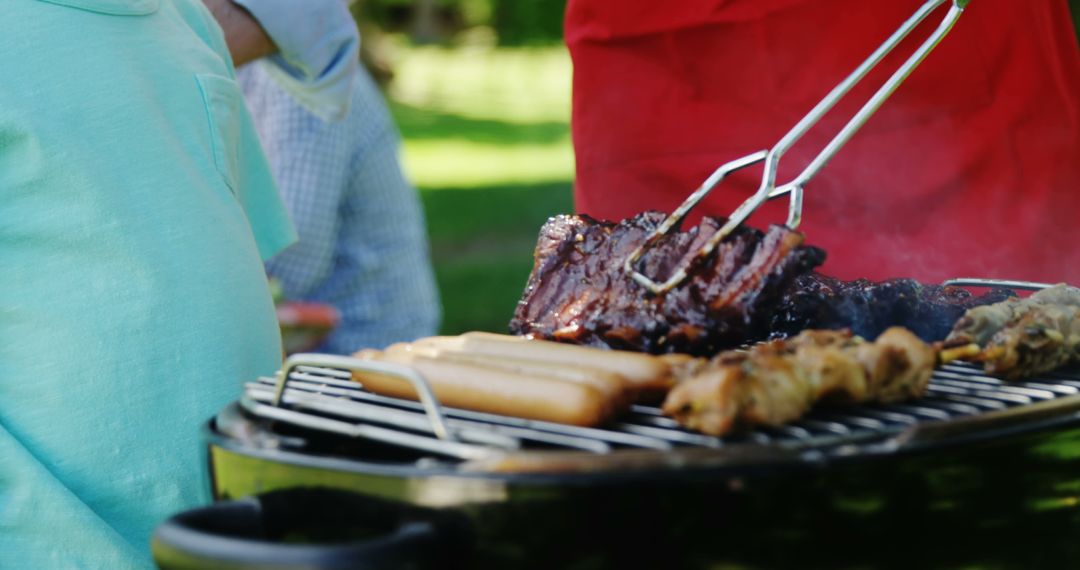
[253,380,615,453]
[290,371,373,389]
[624,414,685,430]
[815,413,888,431]
[926,385,1032,405]
[247,384,522,450]
[934,370,1004,385]
[902,399,981,416]
[257,376,674,451]
[239,397,494,460]
[920,386,1019,410]
[614,423,724,448]
[791,419,852,435]
[1023,382,1079,396]
[773,425,814,439]
[852,409,919,425]
[243,361,1080,459]
[931,378,1058,400]
[295,365,353,379]
[926,393,1008,411]
[879,404,952,421]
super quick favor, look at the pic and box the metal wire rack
[241,359,1080,464]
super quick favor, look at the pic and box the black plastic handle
[152,488,464,570]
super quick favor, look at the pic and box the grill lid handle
[271,353,458,442]
[152,488,467,570]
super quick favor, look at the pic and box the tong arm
[626,0,972,295]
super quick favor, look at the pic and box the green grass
[388,46,575,334]
[420,181,573,333]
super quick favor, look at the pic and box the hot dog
[415,332,673,394]
[352,348,613,427]
[383,342,636,413]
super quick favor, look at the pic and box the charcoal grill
[154,354,1080,570]
[241,358,1080,466]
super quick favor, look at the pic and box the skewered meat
[510,212,826,356]
[945,284,1080,379]
[771,273,1016,342]
[662,328,935,436]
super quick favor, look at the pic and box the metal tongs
[625,0,975,295]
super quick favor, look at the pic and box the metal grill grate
[239,360,1080,462]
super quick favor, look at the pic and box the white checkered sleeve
[239,63,441,352]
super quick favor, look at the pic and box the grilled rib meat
[662,327,935,436]
[946,284,1080,379]
[771,273,1016,342]
[509,212,826,356]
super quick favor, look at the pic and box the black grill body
[204,416,1080,569]
[180,361,1080,570]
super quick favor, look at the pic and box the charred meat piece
[662,327,935,436]
[509,212,826,356]
[771,273,1016,342]
[946,284,1080,380]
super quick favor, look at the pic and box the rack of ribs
[509,212,826,356]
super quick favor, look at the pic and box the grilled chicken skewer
[662,328,936,436]
[944,284,1080,380]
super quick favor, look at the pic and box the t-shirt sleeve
[234,0,361,121]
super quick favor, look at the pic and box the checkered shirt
[238,63,441,353]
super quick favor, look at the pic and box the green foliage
[355,0,567,45]
[389,46,575,334]
[457,0,495,28]
[492,0,567,46]
[1071,0,1080,46]
[421,181,572,334]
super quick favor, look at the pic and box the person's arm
[209,0,361,121]
[201,0,277,66]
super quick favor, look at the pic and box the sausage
[627,353,709,404]
[351,349,613,427]
[415,332,673,393]
[384,342,636,413]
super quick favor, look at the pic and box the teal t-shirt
[0,0,296,567]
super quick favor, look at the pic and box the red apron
[566,0,1080,284]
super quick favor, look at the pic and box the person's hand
[202,0,277,66]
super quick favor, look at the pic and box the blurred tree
[492,0,567,45]
[353,0,567,46]
[1071,0,1079,46]
[411,0,440,43]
